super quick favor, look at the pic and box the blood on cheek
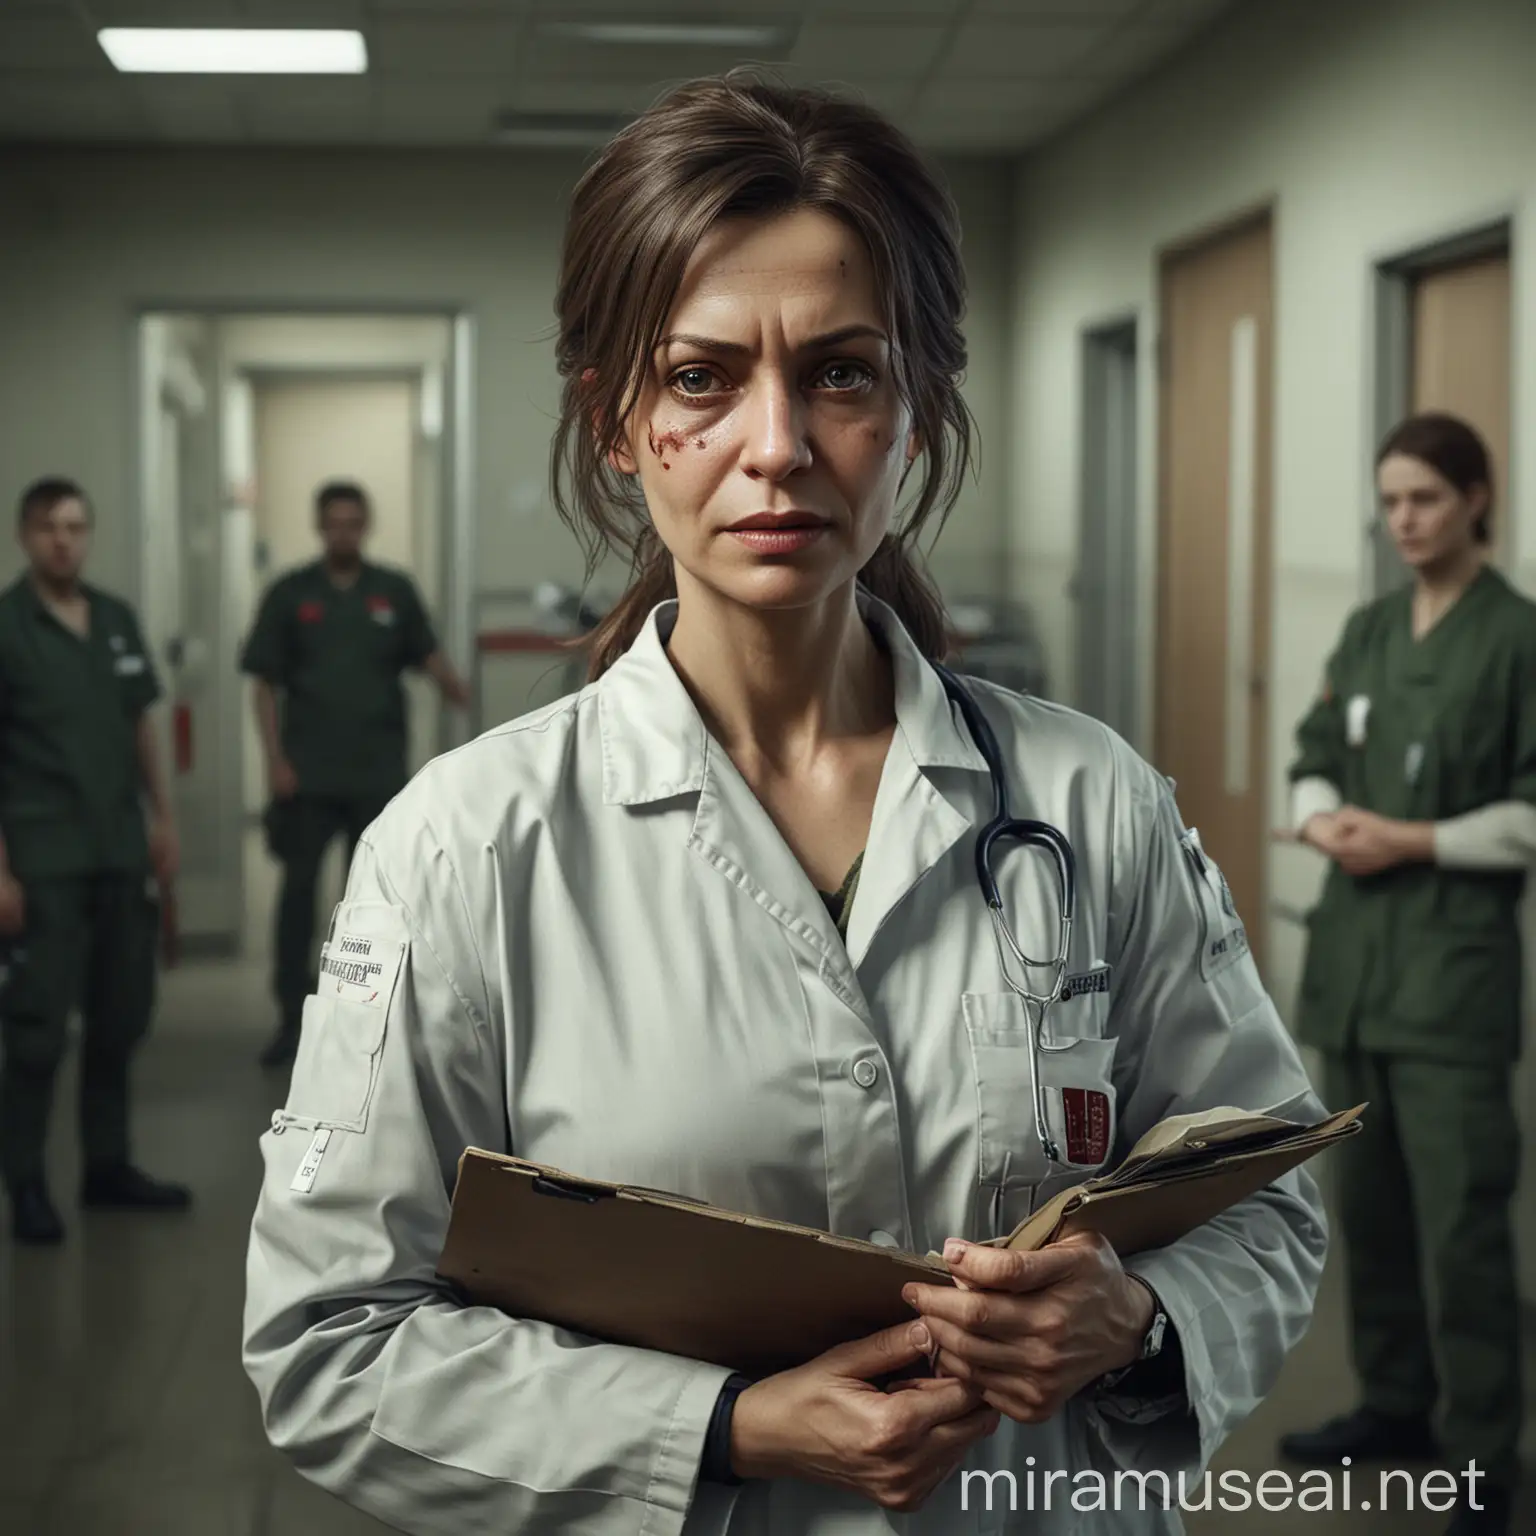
[645,422,711,471]
[646,424,685,470]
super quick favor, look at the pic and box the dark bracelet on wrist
[700,1373,753,1485]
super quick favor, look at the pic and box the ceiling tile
[374,80,508,142]
[0,10,112,71]
[0,73,148,138]
[1078,22,1199,78]
[906,102,1062,152]
[790,21,945,80]
[84,0,245,18]
[918,73,1105,118]
[517,35,792,85]
[507,76,664,114]
[371,0,529,11]
[766,69,918,115]
[942,19,1112,77]
[232,74,372,140]
[803,0,963,15]
[368,18,522,78]
[138,78,245,140]
[970,0,1139,17]
[1145,0,1240,20]
[88,0,366,22]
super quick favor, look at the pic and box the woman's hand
[729,1319,1001,1511]
[1325,807,1433,876]
[901,1235,1153,1424]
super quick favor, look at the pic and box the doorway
[136,310,471,957]
[1076,318,1139,740]
[1154,213,1275,971]
[1373,223,1512,592]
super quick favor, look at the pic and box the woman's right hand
[729,1320,1002,1511]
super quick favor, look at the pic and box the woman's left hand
[901,1235,1154,1424]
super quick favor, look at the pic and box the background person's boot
[1444,1482,1512,1536]
[9,1177,65,1245]
[1279,1405,1438,1463]
[81,1162,192,1211]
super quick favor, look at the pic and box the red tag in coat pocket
[1061,1088,1111,1166]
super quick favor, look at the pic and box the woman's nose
[739,378,812,482]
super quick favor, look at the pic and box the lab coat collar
[596,591,989,807]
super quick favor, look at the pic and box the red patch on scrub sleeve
[1061,1088,1111,1166]
[297,601,324,624]
[366,595,394,618]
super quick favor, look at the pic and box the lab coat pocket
[962,993,1119,1239]
[283,922,406,1133]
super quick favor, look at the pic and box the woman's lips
[726,524,830,553]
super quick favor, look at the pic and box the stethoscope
[934,664,1078,1173]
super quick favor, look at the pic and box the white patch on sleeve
[1346,694,1371,747]
[1180,827,1250,980]
[289,1127,333,1194]
[318,931,405,1010]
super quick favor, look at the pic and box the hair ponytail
[857,534,952,662]
[584,530,677,681]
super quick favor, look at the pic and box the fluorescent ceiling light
[542,22,793,49]
[98,28,368,75]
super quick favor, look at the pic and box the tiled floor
[1,956,1530,1534]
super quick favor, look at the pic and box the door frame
[1370,215,1514,597]
[1076,313,1140,741]
[1152,204,1276,974]
[130,303,478,953]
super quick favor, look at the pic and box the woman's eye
[816,361,874,392]
[671,367,718,396]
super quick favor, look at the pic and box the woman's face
[617,206,914,615]
[1378,452,1486,571]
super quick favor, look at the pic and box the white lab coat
[244,595,1327,1535]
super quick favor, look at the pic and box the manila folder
[996,1103,1364,1256]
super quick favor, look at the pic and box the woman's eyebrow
[655,324,890,355]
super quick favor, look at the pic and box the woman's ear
[585,369,640,475]
[905,428,922,463]
[608,434,638,476]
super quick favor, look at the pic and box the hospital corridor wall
[1007,0,1536,1300]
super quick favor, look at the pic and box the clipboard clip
[530,1174,612,1204]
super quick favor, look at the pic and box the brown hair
[550,70,973,679]
[1376,411,1494,544]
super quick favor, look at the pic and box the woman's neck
[664,579,894,767]
[1412,545,1485,636]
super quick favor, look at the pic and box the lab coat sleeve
[243,827,735,1536]
[1084,756,1329,1479]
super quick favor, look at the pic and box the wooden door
[1155,215,1275,970]
[1411,252,1512,566]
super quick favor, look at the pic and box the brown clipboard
[436,1105,1362,1376]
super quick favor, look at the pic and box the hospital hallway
[0,958,1529,1535]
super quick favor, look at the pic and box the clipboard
[436,1104,1363,1376]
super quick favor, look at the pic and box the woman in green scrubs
[1280,413,1536,1536]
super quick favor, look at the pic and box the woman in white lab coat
[243,72,1327,1535]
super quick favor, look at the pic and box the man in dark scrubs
[241,480,468,1067]
[0,477,190,1245]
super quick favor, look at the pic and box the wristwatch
[1099,1275,1169,1390]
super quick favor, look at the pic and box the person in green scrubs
[241,480,468,1068]
[0,477,191,1246]
[1279,414,1535,1536]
